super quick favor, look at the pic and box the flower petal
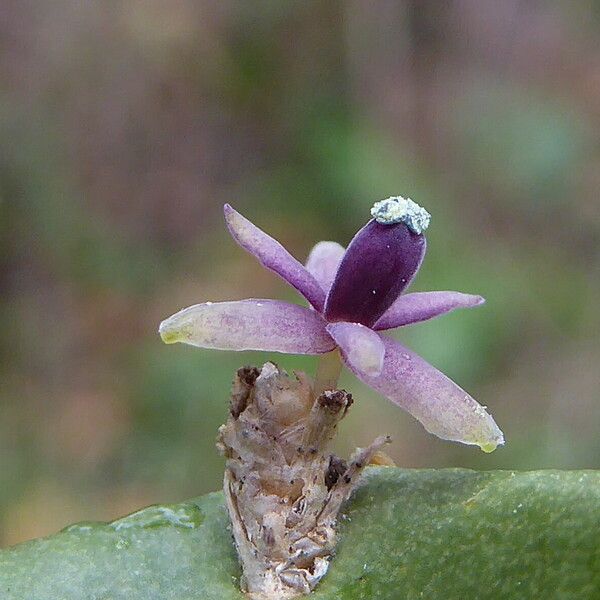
[305,241,346,292]
[326,322,385,377]
[324,220,426,327]
[374,291,485,330]
[224,205,326,312]
[342,335,504,452]
[159,299,335,354]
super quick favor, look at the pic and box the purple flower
[159,197,504,452]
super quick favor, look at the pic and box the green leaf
[1,468,599,599]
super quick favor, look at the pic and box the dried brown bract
[217,362,389,599]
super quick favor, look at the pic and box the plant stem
[218,362,389,599]
[314,349,342,397]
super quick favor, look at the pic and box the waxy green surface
[1,468,599,599]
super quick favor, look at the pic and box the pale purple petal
[343,335,504,452]
[305,241,345,292]
[224,204,326,312]
[374,291,485,330]
[324,220,426,327]
[159,299,335,354]
[326,322,385,377]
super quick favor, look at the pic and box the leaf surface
[1,468,598,600]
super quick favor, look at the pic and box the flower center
[370,196,431,234]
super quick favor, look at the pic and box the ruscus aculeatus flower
[159,197,504,452]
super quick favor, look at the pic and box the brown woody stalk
[217,362,390,599]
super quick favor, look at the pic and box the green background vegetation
[1,1,599,546]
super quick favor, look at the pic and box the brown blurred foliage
[1,0,599,545]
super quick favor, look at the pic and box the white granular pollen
[370,196,431,234]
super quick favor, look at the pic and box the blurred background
[1,0,599,546]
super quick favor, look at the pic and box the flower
[159,196,504,452]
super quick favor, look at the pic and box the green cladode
[1,467,599,600]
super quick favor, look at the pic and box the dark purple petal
[326,322,385,376]
[341,335,504,451]
[374,291,485,330]
[159,299,335,354]
[224,205,326,312]
[305,241,345,293]
[324,220,426,327]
